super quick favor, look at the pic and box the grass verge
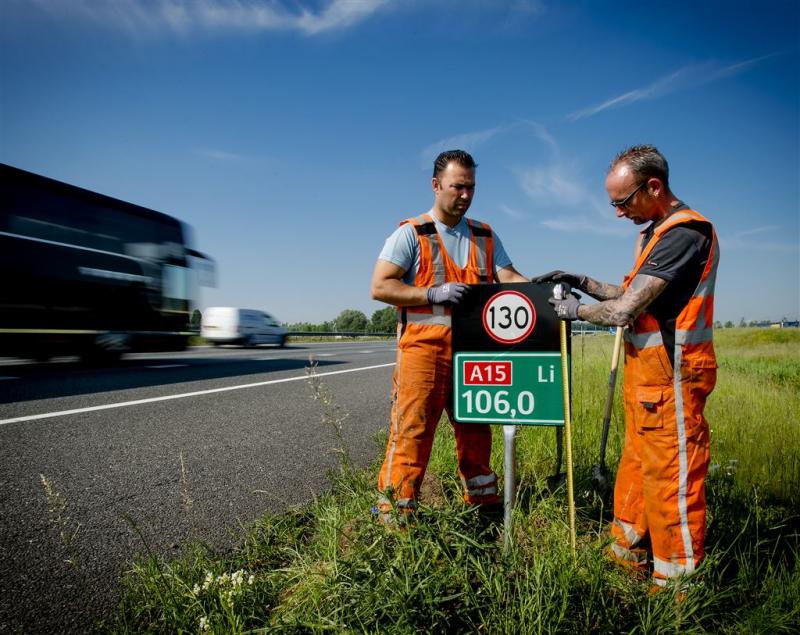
[108,328,800,633]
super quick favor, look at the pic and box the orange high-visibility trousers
[377,323,499,514]
[610,344,715,586]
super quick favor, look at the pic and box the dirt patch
[419,474,447,508]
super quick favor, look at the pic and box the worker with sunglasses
[534,144,719,592]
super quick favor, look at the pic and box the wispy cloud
[420,124,511,167]
[541,215,634,237]
[21,0,390,36]
[498,204,527,220]
[567,53,780,121]
[419,121,633,237]
[510,129,633,237]
[195,148,248,162]
[510,0,545,15]
[517,162,589,208]
[721,225,799,253]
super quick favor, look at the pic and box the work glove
[530,270,587,290]
[427,283,470,305]
[548,292,582,320]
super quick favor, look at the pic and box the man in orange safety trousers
[538,145,719,589]
[371,149,528,523]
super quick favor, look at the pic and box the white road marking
[145,364,188,369]
[0,376,19,381]
[359,350,374,354]
[0,362,397,426]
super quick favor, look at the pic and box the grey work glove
[531,270,587,290]
[548,292,582,320]
[427,283,470,305]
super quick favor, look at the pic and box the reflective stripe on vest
[624,326,714,350]
[398,212,494,329]
[404,313,452,327]
[467,218,492,283]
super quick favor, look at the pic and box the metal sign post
[451,283,570,556]
[503,424,516,556]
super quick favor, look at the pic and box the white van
[201,307,288,347]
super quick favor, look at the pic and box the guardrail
[287,331,395,338]
[571,322,614,335]
[288,325,610,338]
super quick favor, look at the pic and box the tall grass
[109,328,800,633]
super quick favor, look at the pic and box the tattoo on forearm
[578,274,667,327]
[583,277,623,301]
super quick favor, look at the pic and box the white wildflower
[192,584,201,595]
[231,570,244,587]
[248,574,255,586]
[199,616,210,631]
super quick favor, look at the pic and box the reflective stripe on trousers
[611,359,713,582]
[462,473,498,498]
[377,323,498,510]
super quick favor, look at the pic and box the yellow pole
[559,319,577,554]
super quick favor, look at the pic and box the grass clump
[110,328,800,633]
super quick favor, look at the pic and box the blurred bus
[0,163,215,362]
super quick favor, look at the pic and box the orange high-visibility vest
[397,213,495,332]
[622,208,719,371]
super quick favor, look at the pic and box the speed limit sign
[482,290,536,344]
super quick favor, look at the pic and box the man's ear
[432,177,440,193]
[646,176,662,197]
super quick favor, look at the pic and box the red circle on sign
[481,290,537,344]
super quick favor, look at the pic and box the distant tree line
[714,318,798,329]
[286,307,396,334]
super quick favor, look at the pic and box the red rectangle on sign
[463,361,512,385]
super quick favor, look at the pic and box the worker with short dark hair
[536,144,719,589]
[371,149,528,523]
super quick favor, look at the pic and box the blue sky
[2,0,798,324]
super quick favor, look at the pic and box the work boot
[372,504,414,529]
[607,544,649,582]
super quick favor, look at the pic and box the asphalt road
[0,341,397,633]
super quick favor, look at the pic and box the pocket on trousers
[634,386,665,431]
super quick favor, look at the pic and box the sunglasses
[609,181,646,209]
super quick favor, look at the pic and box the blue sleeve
[492,230,513,272]
[378,223,418,276]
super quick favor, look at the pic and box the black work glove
[548,292,582,320]
[427,283,470,305]
[530,270,587,290]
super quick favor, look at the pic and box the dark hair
[610,144,669,187]
[433,149,477,179]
